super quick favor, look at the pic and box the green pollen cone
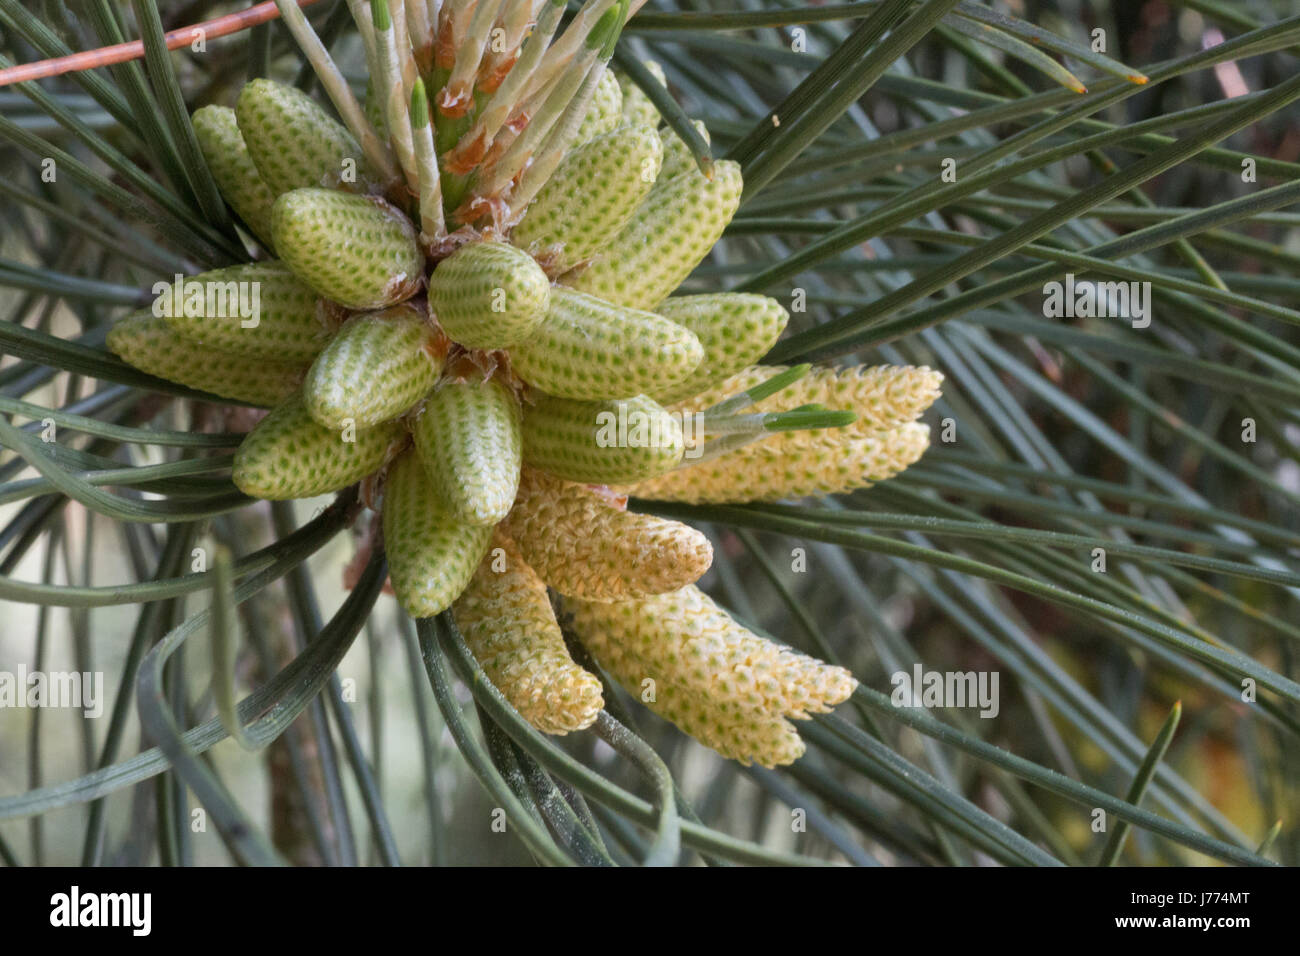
[192,104,277,249]
[413,377,522,526]
[303,305,444,429]
[107,313,301,407]
[232,392,403,500]
[571,68,623,147]
[658,120,710,182]
[562,159,743,310]
[158,261,330,363]
[617,60,665,129]
[426,241,550,349]
[511,124,662,273]
[272,188,424,310]
[521,393,683,484]
[650,293,789,403]
[235,78,379,195]
[510,286,702,400]
[383,451,493,618]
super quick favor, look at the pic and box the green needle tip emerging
[762,409,857,432]
[411,78,429,128]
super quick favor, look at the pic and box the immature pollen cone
[106,6,941,763]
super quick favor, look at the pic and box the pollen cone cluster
[106,6,939,763]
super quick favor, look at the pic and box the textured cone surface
[657,120,710,182]
[192,105,277,248]
[383,452,493,618]
[414,378,522,525]
[625,422,931,503]
[503,467,712,601]
[578,607,806,765]
[107,313,301,407]
[236,78,377,195]
[232,392,402,499]
[563,160,743,310]
[511,287,702,400]
[522,394,683,484]
[454,533,603,734]
[304,306,443,428]
[512,125,662,272]
[568,585,857,766]
[159,261,329,362]
[599,653,804,766]
[618,61,665,128]
[572,69,622,147]
[651,294,789,403]
[426,241,549,349]
[272,188,423,310]
[680,364,944,435]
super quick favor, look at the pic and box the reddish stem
[0,0,324,89]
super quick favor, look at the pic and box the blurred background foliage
[0,0,1297,866]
